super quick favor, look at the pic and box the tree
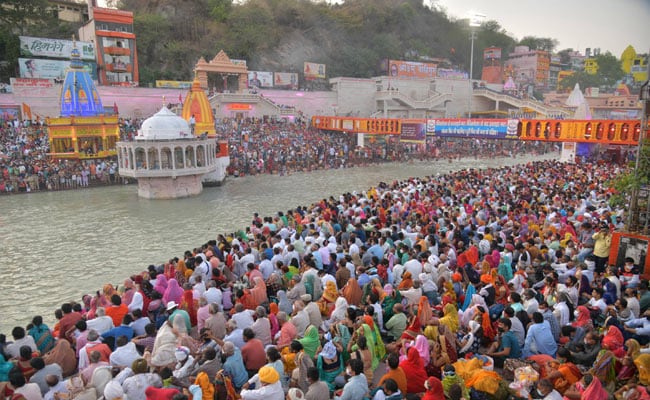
[558,71,601,92]
[518,36,558,52]
[594,52,624,87]
[557,48,574,65]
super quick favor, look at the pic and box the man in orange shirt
[105,294,128,327]
[377,353,407,395]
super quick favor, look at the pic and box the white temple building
[116,106,219,199]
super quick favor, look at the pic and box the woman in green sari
[382,285,402,322]
[299,325,321,359]
[316,341,344,391]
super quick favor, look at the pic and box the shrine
[194,50,248,92]
[47,41,120,159]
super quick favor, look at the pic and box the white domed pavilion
[116,106,219,199]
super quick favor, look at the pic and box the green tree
[594,52,624,87]
[518,36,558,52]
[558,71,601,91]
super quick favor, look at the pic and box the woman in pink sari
[163,278,183,305]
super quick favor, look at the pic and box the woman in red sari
[399,347,428,394]
[180,285,197,327]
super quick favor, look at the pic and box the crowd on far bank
[1,115,556,195]
[1,159,649,400]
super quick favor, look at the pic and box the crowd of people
[1,158,649,400]
[1,114,556,194]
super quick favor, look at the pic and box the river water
[0,153,555,334]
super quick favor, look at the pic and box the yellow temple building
[181,76,216,137]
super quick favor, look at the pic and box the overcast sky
[434,0,650,56]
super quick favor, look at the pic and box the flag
[178,93,183,103]
[22,103,32,120]
[113,102,119,114]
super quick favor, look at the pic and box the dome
[137,106,191,140]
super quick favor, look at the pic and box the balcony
[104,46,130,56]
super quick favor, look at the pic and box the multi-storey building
[78,6,138,86]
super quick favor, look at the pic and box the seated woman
[316,341,343,392]
[398,347,427,394]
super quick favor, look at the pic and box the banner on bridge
[426,118,519,139]
[401,122,426,143]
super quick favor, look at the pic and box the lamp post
[468,12,486,119]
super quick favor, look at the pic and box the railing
[473,88,570,117]
[375,90,451,109]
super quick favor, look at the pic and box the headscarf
[330,297,349,323]
[422,376,445,400]
[399,347,427,394]
[459,320,481,354]
[480,307,495,341]
[154,275,168,295]
[322,281,338,303]
[43,338,77,377]
[439,303,460,333]
[582,375,609,400]
[163,278,184,306]
[342,278,362,306]
[627,339,641,360]
[299,325,320,359]
[602,325,624,351]
[319,341,337,360]
[635,354,650,385]
[572,306,592,328]
[371,278,386,300]
[180,289,197,326]
[417,296,432,326]
[401,316,422,341]
[277,290,292,315]
[250,277,268,305]
[461,283,476,311]
[412,334,430,365]
[398,271,413,289]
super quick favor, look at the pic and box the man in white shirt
[231,304,255,330]
[203,281,223,306]
[6,326,37,358]
[589,288,608,313]
[86,307,115,335]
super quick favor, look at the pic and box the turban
[258,366,280,384]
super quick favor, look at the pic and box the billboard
[388,60,436,79]
[426,119,519,139]
[436,69,468,80]
[401,122,426,143]
[304,62,326,80]
[248,71,274,88]
[155,80,192,89]
[20,36,95,61]
[274,72,299,89]
[19,58,98,81]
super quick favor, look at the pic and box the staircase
[473,88,570,118]
[375,90,451,110]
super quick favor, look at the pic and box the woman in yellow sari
[439,303,459,333]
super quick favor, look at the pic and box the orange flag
[22,103,32,120]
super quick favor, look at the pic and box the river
[0,153,556,334]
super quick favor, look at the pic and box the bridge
[311,115,642,146]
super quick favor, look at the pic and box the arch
[128,148,134,170]
[607,123,616,141]
[584,122,592,140]
[554,122,562,139]
[147,147,159,169]
[621,123,629,141]
[525,121,532,138]
[161,147,172,169]
[197,145,206,167]
[516,121,522,137]
[596,123,604,140]
[174,146,184,169]
[534,122,541,138]
[634,123,641,142]
[185,145,196,168]
[544,122,551,139]
[135,147,146,169]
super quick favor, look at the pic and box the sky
[434,0,650,56]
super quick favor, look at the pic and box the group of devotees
[1,159,650,400]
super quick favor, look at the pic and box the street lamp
[468,12,486,119]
